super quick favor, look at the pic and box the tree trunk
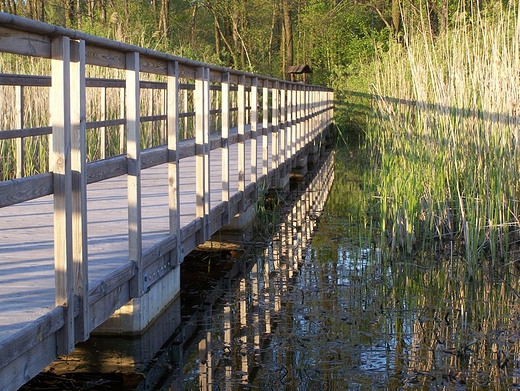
[282,0,293,72]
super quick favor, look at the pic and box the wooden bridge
[0,12,333,391]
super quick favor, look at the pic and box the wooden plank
[140,55,167,75]
[84,44,126,69]
[280,84,286,164]
[0,73,50,86]
[88,263,136,305]
[126,51,143,298]
[70,39,89,343]
[203,67,211,241]
[237,75,246,211]
[0,26,51,57]
[221,72,230,225]
[0,306,64,370]
[0,126,52,140]
[262,84,269,176]
[271,81,279,171]
[250,77,258,184]
[51,35,75,355]
[0,172,53,207]
[195,67,210,243]
[15,86,24,178]
[167,60,183,264]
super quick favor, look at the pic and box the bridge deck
[0,137,268,343]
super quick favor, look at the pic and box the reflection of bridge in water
[26,148,334,390]
[0,12,333,390]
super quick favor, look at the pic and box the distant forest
[0,0,501,87]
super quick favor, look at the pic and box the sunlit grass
[367,3,520,266]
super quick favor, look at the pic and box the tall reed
[367,2,520,266]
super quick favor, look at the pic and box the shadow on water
[21,142,520,390]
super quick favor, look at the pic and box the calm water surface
[180,147,520,390]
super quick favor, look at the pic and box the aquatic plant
[367,2,520,267]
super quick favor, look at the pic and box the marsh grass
[367,3,520,267]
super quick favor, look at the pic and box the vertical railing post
[100,86,107,159]
[294,84,299,155]
[279,83,286,165]
[51,35,74,355]
[237,74,246,211]
[203,68,211,239]
[15,85,24,178]
[195,66,210,243]
[70,39,89,342]
[250,77,258,184]
[271,81,279,174]
[262,81,269,176]
[300,84,309,146]
[168,60,183,265]
[221,72,231,225]
[119,87,125,154]
[126,51,143,297]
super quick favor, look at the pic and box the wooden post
[100,86,107,159]
[237,74,246,211]
[262,82,269,176]
[15,85,24,178]
[250,77,258,184]
[51,36,74,355]
[119,87,125,154]
[221,72,230,225]
[126,51,143,297]
[168,60,183,265]
[203,67,211,240]
[271,81,279,172]
[293,85,298,155]
[279,83,286,164]
[70,39,89,342]
[195,66,210,243]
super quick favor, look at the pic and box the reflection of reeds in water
[367,3,520,266]
[386,256,520,388]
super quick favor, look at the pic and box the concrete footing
[93,267,181,335]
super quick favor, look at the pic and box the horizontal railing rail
[0,12,333,389]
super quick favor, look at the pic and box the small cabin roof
[286,64,313,74]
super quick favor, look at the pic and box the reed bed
[366,3,520,266]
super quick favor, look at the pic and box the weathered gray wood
[51,36,75,355]
[237,75,246,212]
[272,81,279,171]
[15,85,24,178]
[70,39,89,343]
[250,77,258,184]
[126,51,143,298]
[203,68,211,241]
[262,84,269,176]
[0,172,53,207]
[221,72,230,226]
[280,84,286,164]
[0,25,51,57]
[167,60,183,264]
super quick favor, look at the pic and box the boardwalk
[0,12,333,391]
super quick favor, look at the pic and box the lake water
[22,145,520,390]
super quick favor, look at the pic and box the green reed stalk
[367,2,520,266]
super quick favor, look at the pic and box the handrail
[0,11,334,361]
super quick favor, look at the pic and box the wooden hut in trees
[286,64,313,83]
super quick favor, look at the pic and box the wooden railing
[0,11,333,358]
